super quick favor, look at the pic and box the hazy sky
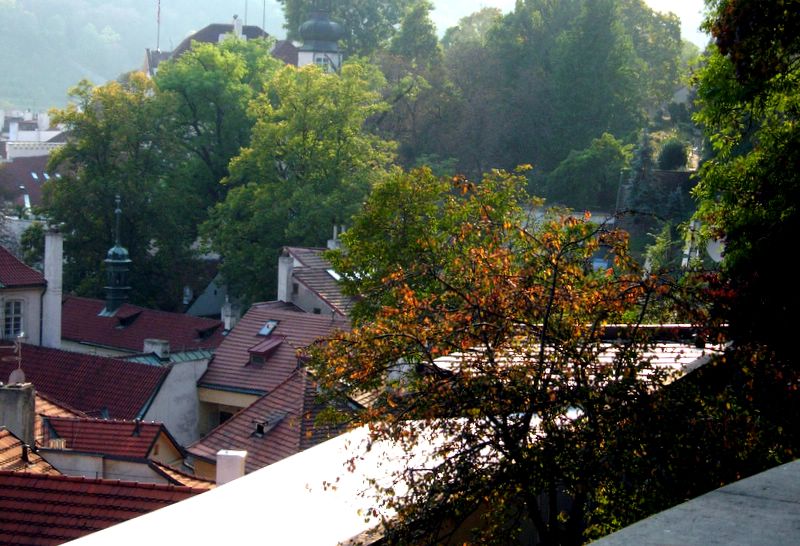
[189,1,710,50]
[429,0,710,48]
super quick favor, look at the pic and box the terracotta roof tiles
[150,461,215,490]
[286,246,355,316]
[189,369,343,473]
[0,470,203,544]
[0,344,168,420]
[62,295,225,353]
[0,429,59,474]
[198,301,348,394]
[0,245,45,288]
[41,417,169,460]
[34,391,86,445]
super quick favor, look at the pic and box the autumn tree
[202,61,395,303]
[313,167,683,543]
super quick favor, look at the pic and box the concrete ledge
[594,459,800,545]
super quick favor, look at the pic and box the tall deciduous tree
[45,75,193,308]
[202,61,395,303]
[155,38,282,209]
[313,167,679,543]
[693,0,800,360]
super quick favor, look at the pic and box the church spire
[102,195,132,315]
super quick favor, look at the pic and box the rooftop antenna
[7,334,25,384]
[156,0,162,51]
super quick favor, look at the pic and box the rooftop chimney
[42,227,63,348]
[0,383,35,447]
[143,339,170,360]
[221,297,241,331]
[233,14,243,38]
[216,449,247,485]
[277,251,294,302]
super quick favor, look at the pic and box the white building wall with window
[0,288,43,343]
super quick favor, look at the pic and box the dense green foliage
[45,74,192,308]
[693,0,800,360]
[43,38,281,309]
[202,61,395,303]
[657,137,688,170]
[379,0,683,181]
[543,133,632,210]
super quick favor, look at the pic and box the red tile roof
[34,391,87,445]
[62,295,225,353]
[271,39,299,65]
[0,245,45,288]
[0,344,168,420]
[189,369,343,473]
[0,470,203,544]
[0,155,49,209]
[150,461,215,490]
[42,417,172,460]
[171,23,269,59]
[286,246,355,316]
[0,429,59,474]
[198,301,348,395]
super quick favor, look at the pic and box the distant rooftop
[0,343,168,420]
[62,295,225,354]
[0,470,204,544]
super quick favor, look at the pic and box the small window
[292,282,299,295]
[30,172,38,180]
[326,269,341,281]
[43,173,50,180]
[258,320,279,336]
[4,300,23,339]
[250,354,265,366]
[313,307,321,315]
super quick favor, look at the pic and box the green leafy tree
[693,0,800,359]
[278,0,414,57]
[155,38,283,209]
[657,137,688,170]
[441,7,502,50]
[202,61,395,303]
[389,0,441,68]
[313,167,679,543]
[45,74,194,309]
[545,133,632,210]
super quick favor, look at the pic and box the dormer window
[252,412,287,438]
[248,337,283,366]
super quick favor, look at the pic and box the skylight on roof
[30,172,38,180]
[326,269,341,281]
[258,320,279,336]
[43,173,50,180]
